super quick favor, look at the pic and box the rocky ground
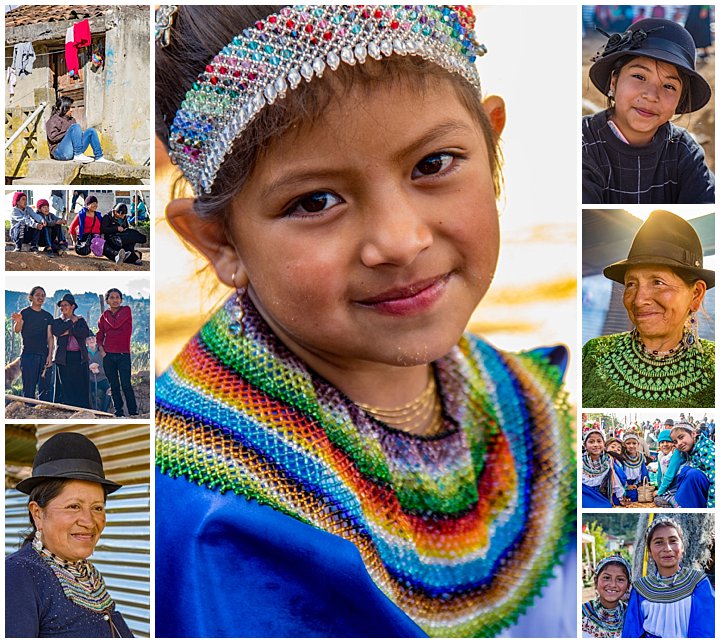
[5,371,151,419]
[5,244,150,271]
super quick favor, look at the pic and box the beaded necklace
[583,451,610,479]
[634,567,706,603]
[585,331,712,402]
[35,545,114,613]
[156,294,575,637]
[582,598,626,637]
[623,451,644,468]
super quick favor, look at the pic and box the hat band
[629,240,702,269]
[642,34,694,67]
[33,458,106,479]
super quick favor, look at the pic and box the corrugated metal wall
[5,423,150,637]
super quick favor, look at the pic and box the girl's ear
[166,198,247,288]
[482,95,506,137]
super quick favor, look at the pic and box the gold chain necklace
[355,373,444,437]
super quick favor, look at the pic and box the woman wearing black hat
[6,432,133,637]
[582,18,714,204]
[52,293,92,409]
[583,210,714,407]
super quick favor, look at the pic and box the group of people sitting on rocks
[10,191,146,265]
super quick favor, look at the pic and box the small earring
[229,270,245,336]
[32,529,43,551]
[607,88,614,99]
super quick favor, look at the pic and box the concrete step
[13,159,150,185]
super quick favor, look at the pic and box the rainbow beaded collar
[156,294,576,636]
[167,5,485,194]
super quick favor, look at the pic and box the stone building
[5,5,150,182]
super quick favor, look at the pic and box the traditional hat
[658,429,673,443]
[35,199,49,210]
[57,293,78,311]
[589,18,711,113]
[16,432,121,494]
[603,211,714,289]
[664,418,674,427]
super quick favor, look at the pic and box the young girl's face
[40,205,49,215]
[672,429,695,453]
[585,434,605,457]
[659,440,673,455]
[624,438,639,455]
[649,525,683,576]
[223,79,502,379]
[595,563,629,609]
[609,56,683,146]
[606,440,622,456]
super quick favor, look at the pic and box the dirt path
[6,244,150,271]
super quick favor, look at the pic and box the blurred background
[581,5,715,171]
[155,5,579,401]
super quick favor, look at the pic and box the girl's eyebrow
[258,119,475,199]
[627,62,680,81]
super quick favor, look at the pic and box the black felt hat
[16,432,121,494]
[56,293,78,311]
[589,18,712,114]
[603,210,714,289]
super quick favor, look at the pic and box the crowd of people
[10,191,147,265]
[10,286,139,417]
[582,418,715,509]
[582,517,714,638]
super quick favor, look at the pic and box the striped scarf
[156,294,575,637]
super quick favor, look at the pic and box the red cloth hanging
[64,19,91,76]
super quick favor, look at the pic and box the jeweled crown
[165,5,485,195]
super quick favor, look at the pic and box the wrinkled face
[59,301,74,317]
[649,525,683,576]
[610,56,683,145]
[672,429,695,453]
[585,434,605,457]
[227,79,500,377]
[623,266,701,346]
[595,563,630,608]
[30,480,106,562]
[30,288,46,307]
[659,440,674,455]
[106,292,122,309]
[624,437,639,455]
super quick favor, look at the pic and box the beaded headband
[163,5,486,195]
[645,517,684,546]
[583,424,605,443]
[595,555,632,581]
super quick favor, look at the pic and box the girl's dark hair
[114,203,128,215]
[23,479,108,545]
[105,288,123,301]
[28,286,45,300]
[608,55,692,114]
[52,96,75,118]
[156,5,502,224]
[670,424,694,438]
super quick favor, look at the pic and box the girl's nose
[359,193,433,267]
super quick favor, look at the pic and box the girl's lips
[356,274,451,315]
[634,107,658,118]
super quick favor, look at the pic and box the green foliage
[585,520,612,564]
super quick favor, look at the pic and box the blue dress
[582,455,627,508]
[621,570,714,638]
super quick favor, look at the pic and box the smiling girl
[582,18,714,204]
[582,556,631,638]
[583,427,628,508]
[620,433,649,502]
[655,422,715,508]
[622,517,714,638]
[154,5,574,638]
